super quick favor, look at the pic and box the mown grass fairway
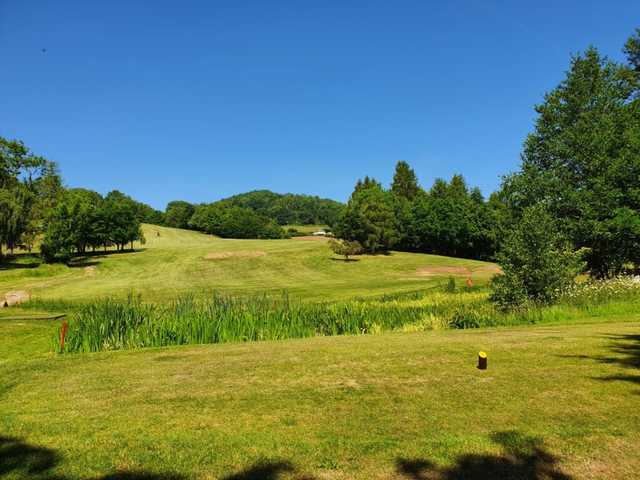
[0,225,496,303]
[1,317,639,479]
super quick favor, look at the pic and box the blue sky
[2,1,638,210]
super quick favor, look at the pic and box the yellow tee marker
[478,351,487,370]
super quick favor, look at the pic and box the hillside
[216,189,345,226]
[0,224,497,303]
[2,317,638,479]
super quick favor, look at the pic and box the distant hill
[216,190,344,226]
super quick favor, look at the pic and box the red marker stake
[60,321,69,352]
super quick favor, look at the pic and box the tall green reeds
[56,276,640,353]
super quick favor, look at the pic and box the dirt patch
[416,266,472,277]
[84,266,97,276]
[473,264,503,274]
[292,235,329,241]
[416,264,502,277]
[204,251,266,260]
[2,291,30,307]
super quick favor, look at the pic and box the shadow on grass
[0,436,61,478]
[561,333,640,389]
[0,437,318,480]
[0,436,185,480]
[329,257,360,262]
[220,461,294,480]
[397,431,572,480]
[0,249,146,271]
[0,253,41,270]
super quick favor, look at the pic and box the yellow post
[478,351,487,370]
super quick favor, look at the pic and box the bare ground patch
[416,264,502,277]
[84,266,97,276]
[472,264,503,274]
[2,290,30,307]
[204,251,266,260]
[416,266,472,277]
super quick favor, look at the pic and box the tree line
[335,168,501,260]
[163,190,345,239]
[40,189,148,262]
[0,139,157,262]
[335,29,640,307]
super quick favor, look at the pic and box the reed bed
[56,276,640,353]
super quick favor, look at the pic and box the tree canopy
[499,39,640,277]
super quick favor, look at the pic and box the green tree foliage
[164,200,195,229]
[391,160,420,201]
[500,37,640,277]
[409,175,498,259]
[335,178,398,253]
[104,190,164,226]
[214,190,344,226]
[41,189,145,262]
[624,28,640,72]
[0,137,62,257]
[189,203,284,239]
[328,238,362,261]
[490,205,585,310]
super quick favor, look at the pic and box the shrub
[490,205,585,310]
[328,238,363,260]
[444,276,456,293]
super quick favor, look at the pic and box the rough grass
[53,287,640,353]
[0,224,495,303]
[1,317,639,479]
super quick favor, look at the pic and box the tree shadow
[0,435,185,480]
[329,257,360,262]
[98,473,185,480]
[0,435,61,478]
[221,460,318,480]
[560,333,640,389]
[220,461,294,480]
[396,431,572,480]
[67,260,100,268]
[0,253,41,270]
[0,437,320,480]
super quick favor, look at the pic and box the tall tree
[335,178,398,253]
[391,161,420,201]
[500,36,640,277]
[0,137,60,257]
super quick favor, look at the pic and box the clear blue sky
[2,1,638,210]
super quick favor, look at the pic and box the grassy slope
[0,224,495,303]
[1,317,639,479]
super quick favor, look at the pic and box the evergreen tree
[335,178,398,253]
[391,161,420,201]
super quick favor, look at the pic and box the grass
[283,224,329,234]
[3,224,638,478]
[52,286,640,353]
[0,224,496,304]
[1,316,639,479]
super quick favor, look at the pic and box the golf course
[3,5,640,479]
[0,224,498,304]
[2,224,639,479]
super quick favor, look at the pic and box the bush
[328,238,363,260]
[444,276,456,293]
[490,205,585,310]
